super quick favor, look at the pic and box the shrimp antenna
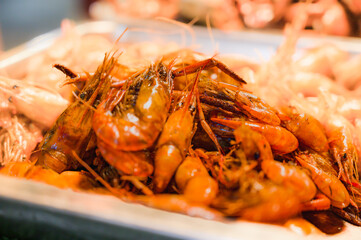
[121,176,154,196]
[111,27,128,54]
[54,64,77,79]
[155,17,197,47]
[182,63,204,119]
[206,13,218,54]
[71,91,96,112]
[188,16,200,26]
[167,57,179,95]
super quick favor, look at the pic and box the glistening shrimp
[32,53,116,173]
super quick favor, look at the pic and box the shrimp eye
[8,96,12,103]
[189,105,196,112]
[94,100,101,107]
[12,85,18,89]
[178,102,184,107]
[254,152,260,160]
[343,153,347,159]
[80,92,87,99]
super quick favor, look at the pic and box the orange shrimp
[281,107,329,153]
[170,57,249,179]
[96,138,153,177]
[215,82,281,126]
[153,94,196,192]
[92,61,174,177]
[203,125,325,221]
[175,154,218,205]
[211,118,299,154]
[262,160,318,204]
[93,62,173,152]
[211,169,302,222]
[295,150,350,209]
[233,126,320,207]
[32,53,116,173]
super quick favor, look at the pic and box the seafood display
[3,19,361,237]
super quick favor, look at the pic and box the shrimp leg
[301,193,331,212]
[172,57,247,85]
[54,64,127,87]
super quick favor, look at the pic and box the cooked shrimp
[0,116,42,165]
[0,76,69,128]
[93,62,173,177]
[295,150,350,209]
[93,62,172,152]
[153,93,196,192]
[325,114,359,185]
[211,169,301,222]
[33,53,116,173]
[234,126,318,206]
[212,118,298,154]
[215,82,281,126]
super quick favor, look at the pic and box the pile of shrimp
[3,18,361,236]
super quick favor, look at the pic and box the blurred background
[0,0,88,50]
[0,0,361,50]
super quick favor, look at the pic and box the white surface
[1,174,360,240]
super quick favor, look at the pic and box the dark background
[0,0,90,50]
